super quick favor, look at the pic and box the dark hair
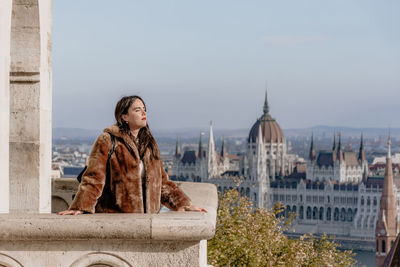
[114,95,159,160]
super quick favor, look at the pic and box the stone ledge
[0,182,217,242]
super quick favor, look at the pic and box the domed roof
[248,91,285,144]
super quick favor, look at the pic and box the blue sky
[53,0,400,130]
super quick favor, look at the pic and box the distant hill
[53,128,102,142]
[284,125,400,138]
[53,126,400,142]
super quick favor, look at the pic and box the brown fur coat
[69,125,191,213]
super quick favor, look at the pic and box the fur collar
[104,125,140,160]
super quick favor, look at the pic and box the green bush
[208,189,357,267]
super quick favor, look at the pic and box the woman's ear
[121,114,127,122]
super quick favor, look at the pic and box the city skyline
[53,1,400,130]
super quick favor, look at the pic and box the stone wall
[0,0,12,213]
[0,182,217,267]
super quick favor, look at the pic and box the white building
[183,90,400,248]
[172,125,240,182]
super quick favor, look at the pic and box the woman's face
[121,98,147,131]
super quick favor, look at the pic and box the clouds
[261,35,332,46]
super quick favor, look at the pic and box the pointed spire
[387,134,392,159]
[175,136,182,158]
[207,121,218,177]
[220,136,227,158]
[332,131,337,161]
[263,88,270,115]
[309,132,316,161]
[208,121,215,156]
[375,133,398,245]
[332,131,337,151]
[198,131,203,159]
[336,132,343,161]
[359,133,365,161]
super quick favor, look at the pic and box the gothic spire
[220,136,227,158]
[358,133,366,161]
[309,132,316,161]
[375,134,398,260]
[208,121,216,157]
[332,131,336,151]
[263,88,270,116]
[175,136,182,158]
[198,131,203,159]
[207,121,218,178]
[336,132,343,161]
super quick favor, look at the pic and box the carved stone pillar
[0,0,12,213]
[9,0,52,213]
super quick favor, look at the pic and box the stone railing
[0,181,217,267]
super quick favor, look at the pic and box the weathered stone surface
[0,0,12,213]
[0,182,217,266]
[0,214,152,241]
[8,0,52,213]
[0,240,200,267]
[151,212,216,241]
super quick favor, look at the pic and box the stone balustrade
[0,181,217,267]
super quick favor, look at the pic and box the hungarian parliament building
[171,91,400,249]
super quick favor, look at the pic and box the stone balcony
[0,181,217,267]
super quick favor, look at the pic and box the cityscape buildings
[171,91,400,251]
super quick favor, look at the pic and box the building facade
[172,124,240,182]
[176,90,400,248]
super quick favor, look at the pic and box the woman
[59,95,206,215]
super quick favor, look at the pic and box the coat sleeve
[69,133,110,213]
[160,164,192,211]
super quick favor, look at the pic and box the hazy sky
[53,0,400,131]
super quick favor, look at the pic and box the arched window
[382,240,386,253]
[254,193,257,202]
[326,207,331,221]
[306,207,311,220]
[300,206,304,220]
[361,196,364,205]
[292,205,297,215]
[334,208,339,221]
[246,188,250,197]
[319,207,324,220]
[347,209,353,222]
[313,207,318,220]
[340,208,346,221]
[367,196,371,206]
[374,197,377,206]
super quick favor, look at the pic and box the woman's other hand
[177,205,207,212]
[57,210,83,215]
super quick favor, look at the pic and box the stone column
[0,0,12,213]
[9,0,52,213]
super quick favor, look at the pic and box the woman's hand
[57,210,83,215]
[177,205,208,212]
